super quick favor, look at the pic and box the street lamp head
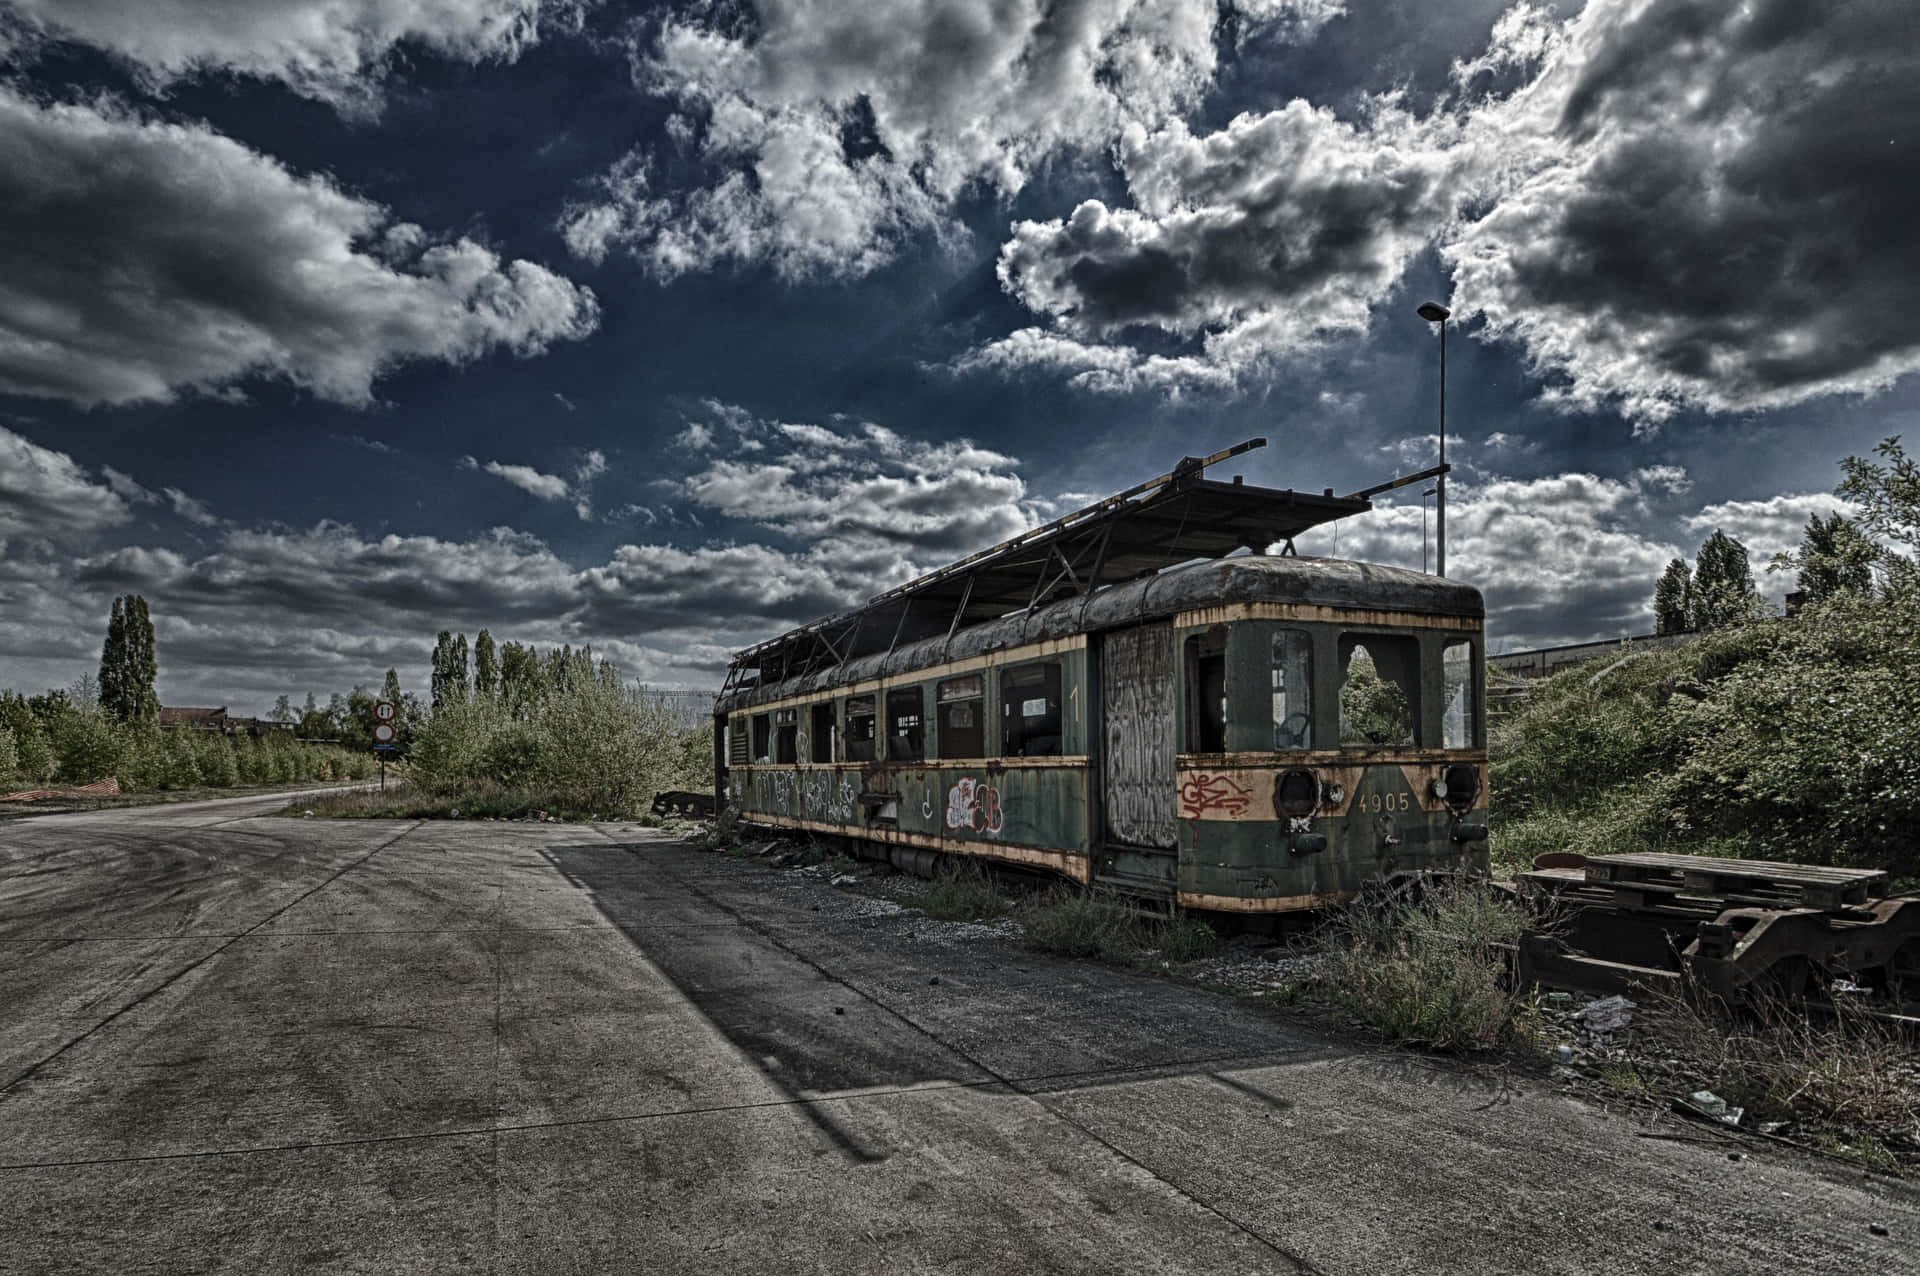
[1417,301,1451,323]
[1422,487,1437,497]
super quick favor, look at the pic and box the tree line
[1652,439,1915,636]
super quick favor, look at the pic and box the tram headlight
[1440,762,1481,815]
[1274,768,1320,819]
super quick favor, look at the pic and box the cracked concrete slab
[1,794,1914,1274]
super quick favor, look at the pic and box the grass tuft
[1019,887,1152,961]
[1318,879,1533,1052]
[919,865,1010,922]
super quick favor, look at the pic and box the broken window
[1000,661,1063,757]
[1338,635,1418,748]
[1271,629,1314,750]
[751,713,772,763]
[886,687,925,763]
[845,695,877,762]
[810,701,836,763]
[1184,633,1227,753]
[1442,638,1476,749]
[936,674,984,759]
[772,708,798,764]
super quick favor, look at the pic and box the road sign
[372,721,397,745]
[374,700,397,722]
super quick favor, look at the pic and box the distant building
[158,707,291,737]
[1486,631,1701,681]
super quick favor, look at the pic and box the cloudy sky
[2,0,1916,711]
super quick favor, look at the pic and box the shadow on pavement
[541,839,1360,1161]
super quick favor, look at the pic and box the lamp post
[1416,301,1450,577]
[1421,486,1437,574]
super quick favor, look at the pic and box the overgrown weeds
[1018,888,1222,965]
[1020,887,1153,960]
[1318,880,1533,1051]
[1653,991,1920,1143]
[920,865,1010,922]
[276,782,618,822]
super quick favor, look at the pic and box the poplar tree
[126,596,158,722]
[431,631,455,708]
[1692,530,1760,629]
[474,630,498,698]
[452,634,470,701]
[98,597,128,719]
[1652,559,1693,635]
[382,669,404,705]
[98,594,159,723]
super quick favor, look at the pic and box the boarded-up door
[1102,622,1177,848]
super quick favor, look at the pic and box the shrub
[1490,593,1920,881]
[0,725,16,782]
[1319,881,1532,1052]
[53,710,121,785]
[199,738,239,788]
[921,864,1010,922]
[160,734,203,789]
[11,719,55,783]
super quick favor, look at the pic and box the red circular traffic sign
[372,722,397,744]
[374,700,397,722]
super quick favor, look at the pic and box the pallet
[1582,852,1885,911]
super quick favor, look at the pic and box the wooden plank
[1590,852,1885,886]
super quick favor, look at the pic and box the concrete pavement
[1,793,1914,1274]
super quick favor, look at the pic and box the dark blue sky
[2,0,1916,710]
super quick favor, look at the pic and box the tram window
[772,708,798,763]
[845,696,877,761]
[1442,639,1477,748]
[751,713,772,763]
[728,715,750,767]
[1338,635,1418,748]
[1001,662,1063,757]
[810,701,836,762]
[887,688,926,763]
[1272,629,1314,750]
[1185,634,1227,753]
[936,675,985,759]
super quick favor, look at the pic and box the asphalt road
[1,793,1914,1274]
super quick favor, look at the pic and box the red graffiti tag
[1177,772,1252,819]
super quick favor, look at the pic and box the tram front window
[1338,636,1417,748]
[1271,629,1314,750]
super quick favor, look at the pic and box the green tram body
[715,555,1489,913]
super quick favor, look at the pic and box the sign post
[373,700,398,791]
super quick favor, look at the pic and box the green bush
[0,725,17,783]
[53,710,121,784]
[1490,593,1920,881]
[160,734,203,789]
[409,680,708,818]
[199,738,239,788]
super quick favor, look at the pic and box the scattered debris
[1871,1224,1891,1237]
[1678,1091,1745,1128]
[1543,991,1575,1010]
[1575,995,1635,1035]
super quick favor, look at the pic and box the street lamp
[1421,486,1438,574]
[1416,301,1450,577]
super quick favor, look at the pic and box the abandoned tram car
[714,441,1488,913]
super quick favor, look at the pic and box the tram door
[1100,621,1178,851]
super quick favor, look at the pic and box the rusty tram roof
[722,438,1460,699]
